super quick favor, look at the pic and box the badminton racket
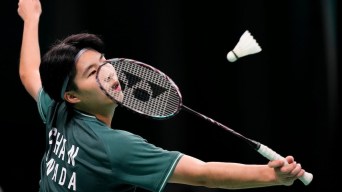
[96,58,313,185]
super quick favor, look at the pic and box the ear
[64,91,81,104]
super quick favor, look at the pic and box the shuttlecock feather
[227,30,262,62]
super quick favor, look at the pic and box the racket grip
[257,144,313,186]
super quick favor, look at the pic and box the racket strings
[97,63,125,104]
[109,59,181,118]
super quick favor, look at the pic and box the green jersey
[37,88,183,192]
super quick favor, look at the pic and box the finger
[290,162,302,176]
[285,156,294,164]
[292,164,305,178]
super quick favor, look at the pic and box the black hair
[40,33,105,102]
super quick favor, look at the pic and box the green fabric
[37,88,183,192]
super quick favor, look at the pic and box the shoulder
[37,88,56,124]
[101,129,149,149]
[100,129,175,158]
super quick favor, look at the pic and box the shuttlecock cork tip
[227,51,238,62]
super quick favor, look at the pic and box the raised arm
[17,0,42,101]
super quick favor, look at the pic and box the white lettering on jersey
[46,128,79,191]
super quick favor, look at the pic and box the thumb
[268,159,285,168]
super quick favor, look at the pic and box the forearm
[202,162,279,189]
[170,155,281,190]
[20,19,40,74]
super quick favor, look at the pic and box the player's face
[72,50,123,112]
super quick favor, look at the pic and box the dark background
[0,0,340,191]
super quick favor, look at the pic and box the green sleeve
[103,130,183,192]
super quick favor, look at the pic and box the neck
[74,103,117,127]
[95,114,113,126]
[93,106,116,126]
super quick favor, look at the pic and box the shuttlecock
[227,30,262,62]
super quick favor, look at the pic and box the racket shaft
[257,144,313,185]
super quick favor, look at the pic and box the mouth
[112,81,121,92]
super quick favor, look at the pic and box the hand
[17,0,42,22]
[268,156,305,186]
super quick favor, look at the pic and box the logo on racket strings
[120,71,167,102]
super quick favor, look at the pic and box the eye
[89,70,96,76]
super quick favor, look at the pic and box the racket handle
[257,144,313,186]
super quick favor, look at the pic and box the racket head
[96,58,183,120]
